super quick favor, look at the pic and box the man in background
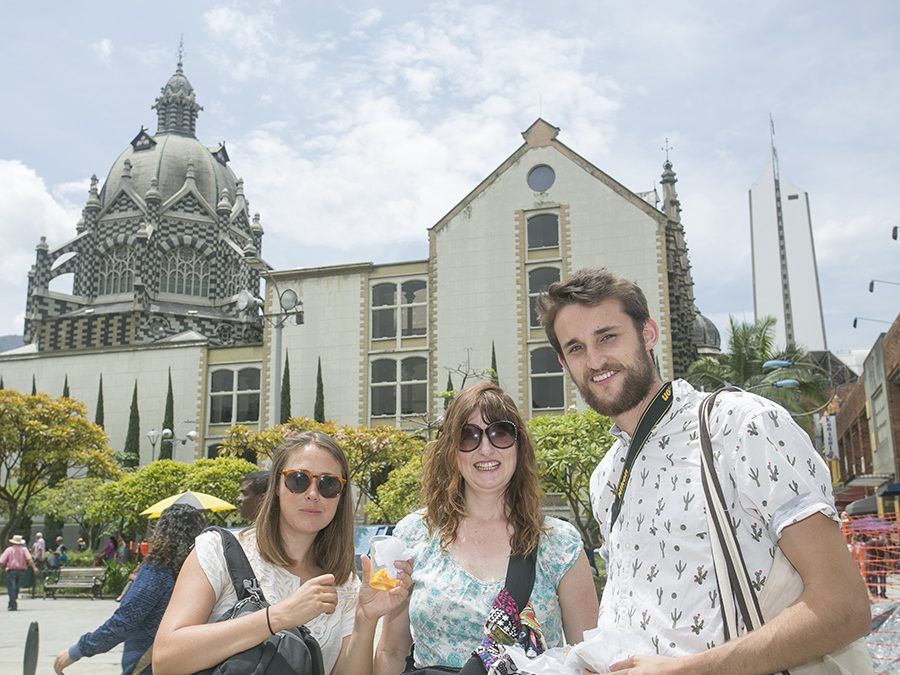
[32,531,46,570]
[236,470,268,522]
[1,534,40,610]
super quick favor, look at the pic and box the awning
[845,474,893,488]
[845,495,878,516]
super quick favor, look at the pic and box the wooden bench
[43,567,106,599]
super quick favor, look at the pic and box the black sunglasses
[459,421,518,452]
[280,468,346,499]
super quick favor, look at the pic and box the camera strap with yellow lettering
[609,381,673,529]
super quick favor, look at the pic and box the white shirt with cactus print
[589,379,837,659]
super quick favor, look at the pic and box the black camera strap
[609,381,674,529]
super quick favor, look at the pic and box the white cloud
[92,38,113,64]
[0,161,80,333]
[353,8,383,30]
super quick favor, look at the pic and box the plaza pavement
[2,596,124,674]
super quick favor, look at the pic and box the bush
[102,560,137,596]
[65,550,95,567]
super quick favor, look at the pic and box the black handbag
[404,552,537,675]
[195,527,325,675]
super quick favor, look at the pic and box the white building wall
[434,143,667,415]
[271,270,366,427]
[0,342,205,464]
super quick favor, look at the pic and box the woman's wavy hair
[145,504,207,574]
[422,381,544,556]
[254,431,355,584]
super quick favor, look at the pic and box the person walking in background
[1,534,40,611]
[101,535,117,562]
[53,504,207,675]
[31,532,46,571]
[536,267,870,673]
[236,469,269,523]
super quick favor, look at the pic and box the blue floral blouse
[394,512,583,668]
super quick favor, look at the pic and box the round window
[527,164,555,192]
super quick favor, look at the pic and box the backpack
[195,527,326,675]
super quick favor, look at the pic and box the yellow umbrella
[140,490,236,519]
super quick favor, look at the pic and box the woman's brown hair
[422,381,544,556]
[254,431,355,584]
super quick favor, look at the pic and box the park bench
[43,566,106,599]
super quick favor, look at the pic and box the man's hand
[610,655,687,674]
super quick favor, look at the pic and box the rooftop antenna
[177,34,185,68]
[661,137,673,163]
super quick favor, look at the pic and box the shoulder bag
[404,550,540,675]
[698,389,873,675]
[194,526,325,675]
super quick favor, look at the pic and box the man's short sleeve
[727,402,837,541]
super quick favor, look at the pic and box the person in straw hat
[0,533,39,611]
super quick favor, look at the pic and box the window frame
[370,278,428,343]
[369,355,428,422]
[530,346,565,411]
[208,366,262,425]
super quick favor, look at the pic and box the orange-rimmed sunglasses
[279,468,346,499]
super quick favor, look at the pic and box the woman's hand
[269,573,338,631]
[357,554,412,622]
[53,649,74,674]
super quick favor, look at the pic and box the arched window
[209,367,260,424]
[531,346,564,410]
[371,279,427,340]
[97,245,135,295]
[527,213,559,249]
[528,267,561,328]
[160,246,210,297]
[370,356,428,419]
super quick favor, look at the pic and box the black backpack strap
[201,526,265,603]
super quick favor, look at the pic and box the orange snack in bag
[369,567,399,590]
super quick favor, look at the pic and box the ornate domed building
[23,59,266,351]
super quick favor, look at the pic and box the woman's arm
[335,555,412,675]
[374,602,413,675]
[557,549,599,645]
[152,548,340,674]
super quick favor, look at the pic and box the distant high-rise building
[749,120,827,351]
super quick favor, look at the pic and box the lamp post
[852,317,892,328]
[238,279,304,427]
[761,359,835,418]
[154,425,198,460]
[868,279,900,293]
[146,428,160,462]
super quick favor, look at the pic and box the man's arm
[612,512,870,674]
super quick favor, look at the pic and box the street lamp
[852,317,892,328]
[147,428,160,462]
[868,279,900,293]
[761,359,834,418]
[238,280,304,426]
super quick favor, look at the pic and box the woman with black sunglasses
[375,382,598,674]
[153,431,411,674]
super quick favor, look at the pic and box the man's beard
[575,349,657,418]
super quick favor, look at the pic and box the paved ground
[2,595,123,674]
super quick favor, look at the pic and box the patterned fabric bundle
[473,588,547,674]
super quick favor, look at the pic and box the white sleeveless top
[195,528,359,674]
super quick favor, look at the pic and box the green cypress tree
[160,369,175,460]
[444,372,454,410]
[31,375,37,395]
[280,353,292,424]
[314,357,325,423]
[490,341,499,385]
[0,376,4,389]
[123,381,140,469]
[62,374,70,398]
[95,374,105,429]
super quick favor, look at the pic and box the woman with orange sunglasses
[154,431,411,674]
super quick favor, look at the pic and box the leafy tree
[160,369,175,460]
[371,452,424,523]
[686,317,828,425]
[95,374,105,429]
[314,357,325,423]
[528,408,615,546]
[62,375,70,398]
[280,353,292,424]
[123,382,140,468]
[87,456,258,539]
[0,390,120,544]
[30,477,109,549]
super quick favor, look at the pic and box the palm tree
[687,317,830,420]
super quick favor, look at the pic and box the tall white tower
[749,119,827,351]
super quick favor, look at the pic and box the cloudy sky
[2,1,897,360]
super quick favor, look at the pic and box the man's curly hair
[145,504,207,574]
